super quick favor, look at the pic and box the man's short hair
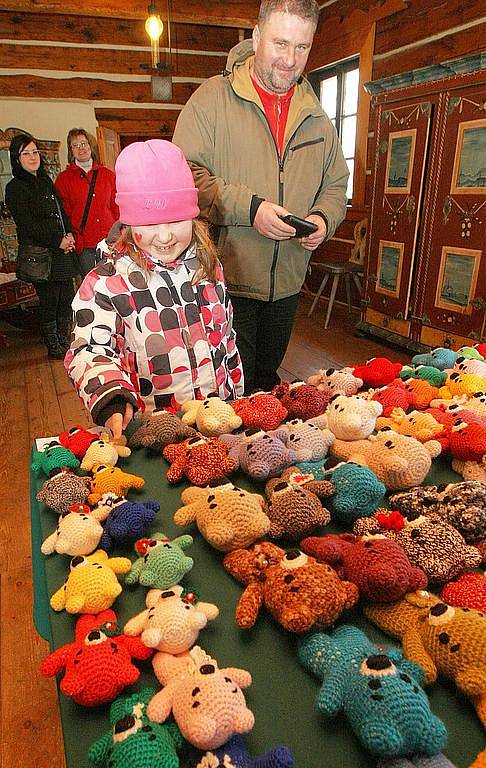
[258,0,320,29]
[67,128,98,163]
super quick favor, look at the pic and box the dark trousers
[34,280,75,327]
[77,248,97,278]
[230,293,300,394]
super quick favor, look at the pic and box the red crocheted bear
[39,609,152,706]
[163,435,237,485]
[58,425,98,459]
[440,572,486,612]
[371,385,418,417]
[352,358,402,388]
[449,422,486,462]
[271,381,329,421]
[231,392,288,431]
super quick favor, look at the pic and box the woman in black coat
[5,133,77,359]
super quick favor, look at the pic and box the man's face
[252,12,315,95]
[71,134,92,163]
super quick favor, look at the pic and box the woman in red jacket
[55,128,119,278]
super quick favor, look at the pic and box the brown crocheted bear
[264,467,333,540]
[129,410,197,452]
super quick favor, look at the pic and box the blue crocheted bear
[99,498,160,552]
[298,625,447,757]
[181,734,294,767]
[411,347,457,371]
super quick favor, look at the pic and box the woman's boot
[40,321,65,360]
[57,314,73,353]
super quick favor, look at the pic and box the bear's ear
[329,393,341,403]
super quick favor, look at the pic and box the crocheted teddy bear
[352,357,403,387]
[331,430,442,490]
[466,391,486,419]
[231,391,288,431]
[377,755,456,768]
[449,421,486,463]
[411,347,458,370]
[446,356,486,378]
[40,609,152,706]
[457,344,485,360]
[441,572,486,613]
[376,409,446,445]
[181,394,243,437]
[124,586,219,654]
[453,455,486,482]
[298,625,447,757]
[36,470,91,514]
[163,435,237,485]
[220,428,300,481]
[317,460,386,524]
[438,372,486,400]
[324,394,383,440]
[50,550,132,614]
[88,463,145,505]
[363,593,486,726]
[88,687,184,768]
[264,468,332,540]
[41,502,104,557]
[401,365,448,388]
[174,479,271,552]
[371,383,418,417]
[300,533,428,602]
[147,646,255,750]
[126,532,194,589]
[307,367,363,396]
[31,442,79,476]
[81,432,131,470]
[99,498,160,552]
[280,415,335,462]
[271,381,330,420]
[130,409,197,451]
[353,510,482,583]
[58,425,99,458]
[181,735,294,768]
[223,544,358,633]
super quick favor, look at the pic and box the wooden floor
[0,295,407,768]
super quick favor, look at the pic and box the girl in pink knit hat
[65,140,244,439]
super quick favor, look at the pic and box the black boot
[40,321,65,360]
[57,315,73,353]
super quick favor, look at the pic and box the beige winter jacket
[173,39,349,301]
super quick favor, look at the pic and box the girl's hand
[105,403,134,440]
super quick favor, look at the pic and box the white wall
[1,99,97,171]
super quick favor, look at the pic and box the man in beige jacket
[174,0,349,393]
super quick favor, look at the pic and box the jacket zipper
[290,137,325,152]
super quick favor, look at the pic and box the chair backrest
[350,218,367,265]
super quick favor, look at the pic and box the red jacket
[55,161,119,253]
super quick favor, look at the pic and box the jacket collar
[117,242,199,274]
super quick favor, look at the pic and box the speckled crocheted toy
[124,586,219,654]
[40,609,152,706]
[378,755,457,768]
[99,498,160,552]
[126,532,194,589]
[230,392,288,431]
[223,545,358,633]
[280,415,335,462]
[371,383,418,417]
[411,347,458,370]
[181,735,294,768]
[449,421,486,462]
[352,357,403,387]
[317,460,386,524]
[58,425,99,458]
[376,409,446,444]
[36,470,91,514]
[441,572,486,612]
[221,428,299,481]
[50,550,132,614]
[31,442,79,476]
[163,435,237,486]
[174,480,270,552]
[324,394,383,440]
[41,503,104,556]
[331,430,442,490]
[88,687,184,768]
[307,367,363,396]
[130,409,197,452]
[363,593,486,725]
[354,510,482,583]
[264,467,332,540]
[271,381,330,420]
[181,394,243,437]
[390,481,486,543]
[88,463,145,505]
[81,432,131,470]
[301,533,428,602]
[147,646,255,750]
[298,625,447,756]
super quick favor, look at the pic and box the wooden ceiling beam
[0,0,259,28]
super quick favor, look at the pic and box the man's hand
[253,201,296,240]
[301,215,327,251]
[105,403,134,441]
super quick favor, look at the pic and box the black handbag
[16,243,52,283]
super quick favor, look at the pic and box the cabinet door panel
[365,99,432,320]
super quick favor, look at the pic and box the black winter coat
[5,167,77,281]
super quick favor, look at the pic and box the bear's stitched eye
[384,440,394,448]
[360,654,397,678]
[160,590,175,598]
[281,550,308,569]
[428,603,455,626]
[70,556,88,569]
[85,629,108,646]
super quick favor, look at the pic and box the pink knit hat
[115,139,199,225]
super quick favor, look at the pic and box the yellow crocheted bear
[88,463,145,505]
[376,409,445,443]
[50,550,131,614]
[180,395,243,437]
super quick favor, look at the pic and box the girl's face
[19,141,41,174]
[131,220,193,264]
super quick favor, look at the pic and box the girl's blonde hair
[113,218,219,283]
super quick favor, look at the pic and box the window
[309,57,359,203]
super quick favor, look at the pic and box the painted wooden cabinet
[358,54,486,351]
